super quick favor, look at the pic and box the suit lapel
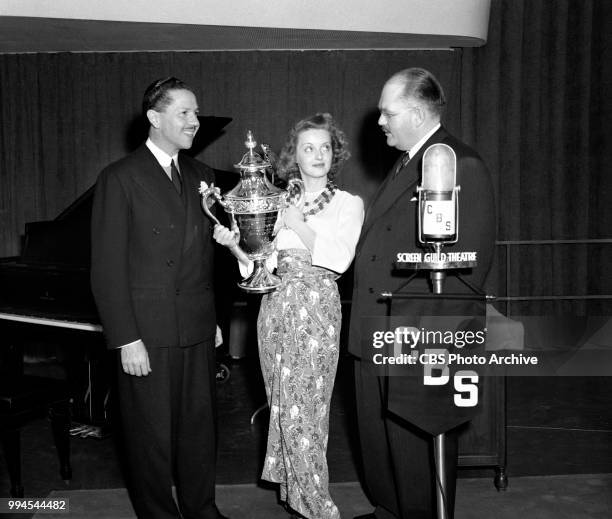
[130,146,184,213]
[359,127,449,243]
[362,153,404,224]
[363,156,419,232]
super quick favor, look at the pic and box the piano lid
[20,187,94,268]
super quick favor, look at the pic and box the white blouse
[239,188,364,277]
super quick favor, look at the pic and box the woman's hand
[213,224,239,249]
[282,205,305,231]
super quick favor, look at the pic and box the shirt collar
[146,138,178,169]
[408,122,441,159]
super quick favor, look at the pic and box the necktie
[170,160,182,195]
[393,151,410,178]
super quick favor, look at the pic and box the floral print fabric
[258,248,341,519]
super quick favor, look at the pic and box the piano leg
[1,426,24,498]
[62,334,112,431]
[49,401,72,482]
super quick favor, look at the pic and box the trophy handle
[199,183,223,226]
[229,213,240,238]
[260,143,277,185]
[285,178,304,207]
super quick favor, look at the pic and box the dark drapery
[0,50,460,256]
[1,0,610,312]
[460,0,612,313]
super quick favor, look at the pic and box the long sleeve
[454,154,496,286]
[90,167,140,348]
[310,191,364,274]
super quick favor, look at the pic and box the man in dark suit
[349,68,496,519]
[91,77,229,519]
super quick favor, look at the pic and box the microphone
[393,143,476,293]
[418,143,459,246]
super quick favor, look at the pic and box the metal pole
[431,269,447,519]
[435,432,447,519]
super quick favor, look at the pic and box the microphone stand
[429,243,452,295]
[429,243,449,519]
[384,241,480,519]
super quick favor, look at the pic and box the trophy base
[238,260,281,294]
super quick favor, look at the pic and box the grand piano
[0,186,99,328]
[0,187,110,433]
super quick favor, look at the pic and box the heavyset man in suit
[349,68,496,519]
[91,77,229,519]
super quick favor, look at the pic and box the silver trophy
[199,131,304,293]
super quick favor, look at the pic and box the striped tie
[394,151,410,178]
[170,160,182,195]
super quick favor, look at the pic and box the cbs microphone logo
[423,200,455,236]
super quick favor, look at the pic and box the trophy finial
[235,130,271,171]
[245,131,257,152]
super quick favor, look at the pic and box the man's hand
[120,340,151,376]
[213,223,240,249]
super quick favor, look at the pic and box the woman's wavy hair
[276,113,350,181]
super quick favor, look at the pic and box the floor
[28,474,612,519]
[1,350,611,517]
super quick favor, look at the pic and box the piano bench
[0,375,72,498]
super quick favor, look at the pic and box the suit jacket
[349,125,496,355]
[349,126,496,433]
[91,144,216,349]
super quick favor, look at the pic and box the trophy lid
[234,130,272,171]
[226,130,283,201]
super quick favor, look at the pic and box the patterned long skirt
[258,249,342,519]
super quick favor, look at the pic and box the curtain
[460,0,612,314]
[0,50,459,261]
